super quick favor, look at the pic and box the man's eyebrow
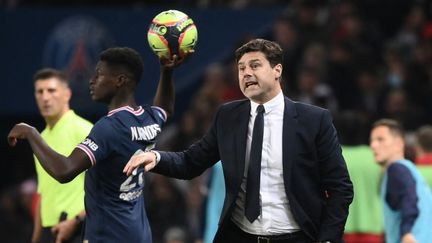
[238,59,261,65]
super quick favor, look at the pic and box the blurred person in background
[382,88,425,131]
[414,125,432,165]
[414,125,432,189]
[31,68,92,243]
[370,119,432,243]
[202,161,224,243]
[335,111,384,243]
[145,174,188,243]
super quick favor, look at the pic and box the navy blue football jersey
[77,105,166,243]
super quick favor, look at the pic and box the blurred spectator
[294,66,338,114]
[383,41,407,89]
[300,42,327,76]
[163,226,187,243]
[326,42,359,110]
[197,63,230,104]
[294,0,329,46]
[0,183,34,243]
[382,88,426,131]
[156,110,202,152]
[414,125,432,165]
[355,68,385,121]
[404,40,432,115]
[203,162,225,243]
[145,174,189,243]
[271,14,303,94]
[395,4,426,60]
[414,125,432,190]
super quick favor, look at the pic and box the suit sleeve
[317,110,354,242]
[151,107,222,179]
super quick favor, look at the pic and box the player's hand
[402,233,417,243]
[123,150,157,176]
[7,123,35,146]
[160,50,194,68]
[51,219,78,243]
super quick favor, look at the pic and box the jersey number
[120,168,144,192]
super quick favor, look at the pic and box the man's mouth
[245,81,258,89]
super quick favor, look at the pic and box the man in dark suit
[124,39,353,243]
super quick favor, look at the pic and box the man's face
[237,51,282,104]
[89,61,119,103]
[370,125,403,166]
[34,78,70,120]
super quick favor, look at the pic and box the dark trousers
[40,225,83,243]
[215,220,312,243]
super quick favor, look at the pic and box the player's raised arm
[8,123,91,183]
[152,51,195,118]
[150,10,197,118]
[152,56,178,118]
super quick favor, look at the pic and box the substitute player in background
[8,47,186,243]
[31,68,92,243]
[370,119,432,243]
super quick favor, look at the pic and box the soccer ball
[147,10,198,59]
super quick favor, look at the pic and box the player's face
[237,51,282,104]
[370,126,403,166]
[34,78,71,121]
[90,61,118,103]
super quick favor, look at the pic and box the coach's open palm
[123,150,157,176]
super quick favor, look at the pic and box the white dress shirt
[231,91,300,235]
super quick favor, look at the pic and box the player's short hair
[372,119,405,138]
[235,38,283,68]
[416,125,432,152]
[33,68,69,86]
[99,47,144,83]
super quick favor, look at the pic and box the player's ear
[117,74,127,87]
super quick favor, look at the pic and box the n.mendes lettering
[82,138,99,151]
[131,124,161,141]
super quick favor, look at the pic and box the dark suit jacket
[153,97,353,243]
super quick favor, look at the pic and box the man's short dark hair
[417,125,432,152]
[372,119,405,138]
[235,39,283,68]
[33,68,68,85]
[99,47,144,83]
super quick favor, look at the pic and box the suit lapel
[282,97,298,190]
[235,102,251,181]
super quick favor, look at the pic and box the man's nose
[243,66,253,75]
[40,91,50,101]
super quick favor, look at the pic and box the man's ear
[273,63,282,80]
[64,87,72,102]
[117,74,127,87]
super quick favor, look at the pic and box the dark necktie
[245,104,265,223]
